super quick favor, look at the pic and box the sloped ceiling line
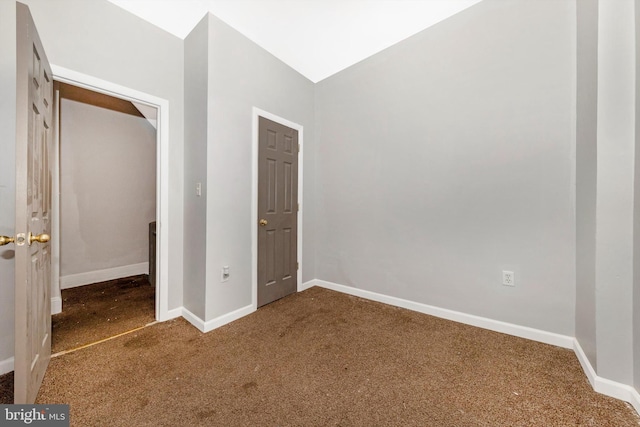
[106,0,483,82]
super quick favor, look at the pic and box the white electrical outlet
[502,270,515,287]
[221,266,230,282]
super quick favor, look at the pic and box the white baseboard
[51,296,62,315]
[181,307,206,331]
[0,357,14,376]
[573,338,598,390]
[181,304,255,333]
[309,279,574,349]
[201,305,255,333]
[165,307,183,320]
[574,339,640,414]
[60,262,149,289]
[298,280,316,292]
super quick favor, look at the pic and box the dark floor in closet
[52,275,156,354]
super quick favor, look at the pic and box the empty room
[1,0,640,425]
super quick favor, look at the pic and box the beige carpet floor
[33,287,639,426]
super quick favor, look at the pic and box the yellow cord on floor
[51,321,158,358]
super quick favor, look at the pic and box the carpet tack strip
[51,321,158,358]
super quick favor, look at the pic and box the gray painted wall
[183,15,209,320]
[20,0,184,308]
[0,0,17,366]
[205,14,315,320]
[315,0,576,334]
[59,99,156,278]
[575,0,598,369]
[574,0,639,394]
[2,0,637,400]
[594,0,636,385]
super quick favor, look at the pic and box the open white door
[14,2,53,403]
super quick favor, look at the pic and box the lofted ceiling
[106,0,482,83]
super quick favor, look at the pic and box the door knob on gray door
[29,233,50,245]
[259,219,268,227]
[0,236,15,246]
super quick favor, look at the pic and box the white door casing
[50,65,173,322]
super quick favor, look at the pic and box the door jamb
[50,65,171,321]
[51,87,61,314]
[251,107,303,310]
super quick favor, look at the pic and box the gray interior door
[14,2,53,404]
[257,117,298,307]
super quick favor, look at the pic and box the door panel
[15,3,53,404]
[258,117,298,307]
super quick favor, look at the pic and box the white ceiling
[107,0,482,83]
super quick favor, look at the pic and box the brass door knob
[0,236,14,246]
[259,219,268,227]
[29,233,50,245]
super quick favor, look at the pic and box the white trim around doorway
[50,65,172,322]
[251,107,304,310]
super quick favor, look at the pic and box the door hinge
[297,203,300,212]
[296,262,299,270]
[297,143,300,153]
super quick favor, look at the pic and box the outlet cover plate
[502,270,515,287]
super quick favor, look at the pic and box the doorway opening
[50,65,172,329]
[51,81,158,353]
